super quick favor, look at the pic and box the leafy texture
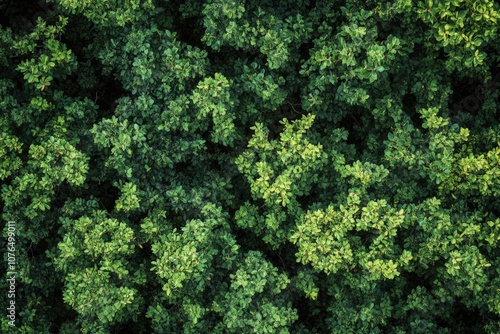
[1,0,500,332]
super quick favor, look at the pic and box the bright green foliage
[150,203,237,300]
[1,0,500,333]
[236,114,327,246]
[191,73,237,145]
[213,251,298,333]
[51,202,142,333]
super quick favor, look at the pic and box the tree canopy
[1,0,500,333]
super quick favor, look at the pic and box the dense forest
[1,0,500,333]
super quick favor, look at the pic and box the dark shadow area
[436,300,486,334]
[50,286,80,332]
[93,180,120,213]
[402,92,423,129]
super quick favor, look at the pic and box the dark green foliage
[1,0,500,332]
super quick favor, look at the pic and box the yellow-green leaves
[0,131,23,180]
[53,214,139,331]
[15,17,76,92]
[191,73,236,146]
[29,137,89,186]
[291,197,406,279]
[115,182,141,212]
[150,203,238,302]
[416,0,500,72]
[215,251,298,333]
[237,114,326,207]
[291,204,356,274]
